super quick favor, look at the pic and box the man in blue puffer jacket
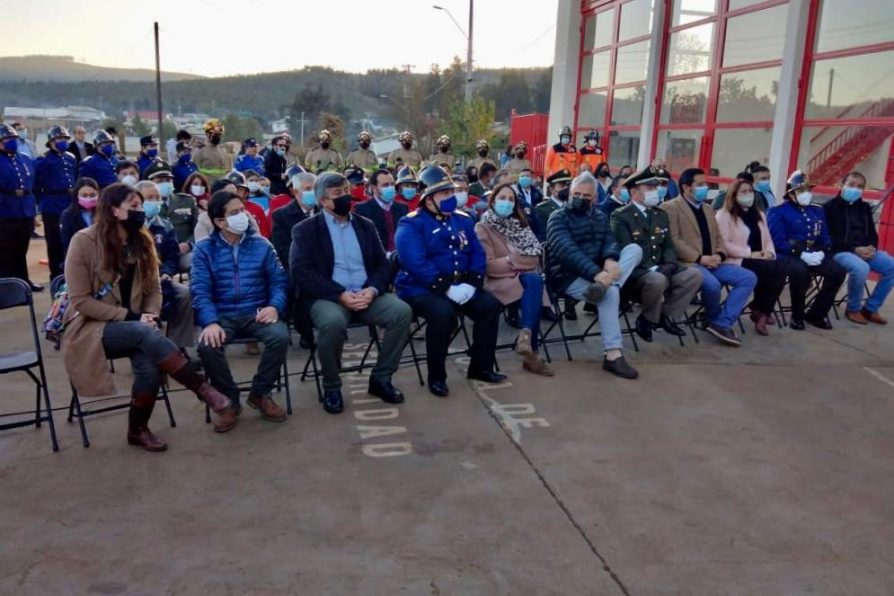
[191,189,290,433]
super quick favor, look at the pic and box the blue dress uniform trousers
[0,151,37,282]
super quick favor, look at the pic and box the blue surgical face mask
[301,190,316,208]
[841,187,863,203]
[2,138,18,152]
[755,179,771,193]
[143,200,162,219]
[401,187,416,200]
[518,175,532,188]
[178,153,191,164]
[693,185,709,204]
[100,143,115,157]
[657,185,668,200]
[55,140,70,152]
[275,148,286,157]
[157,181,174,198]
[494,198,515,218]
[379,186,396,203]
[146,148,158,159]
[438,195,458,214]
[619,188,630,203]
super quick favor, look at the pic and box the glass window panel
[580,51,611,89]
[661,76,709,124]
[716,67,780,122]
[667,23,715,76]
[816,0,894,54]
[611,86,646,125]
[804,50,894,120]
[672,0,718,26]
[656,129,703,173]
[608,130,641,168]
[583,8,614,50]
[710,128,772,179]
[578,92,608,128]
[728,0,768,9]
[797,125,894,189]
[723,4,788,68]
[583,14,596,50]
[619,0,654,41]
[615,40,651,85]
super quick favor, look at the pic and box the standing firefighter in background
[468,139,498,171]
[388,131,423,170]
[545,125,579,179]
[346,131,378,175]
[430,135,456,171]
[35,125,77,279]
[193,118,227,179]
[506,141,532,175]
[305,129,344,173]
[0,123,40,289]
[578,130,604,174]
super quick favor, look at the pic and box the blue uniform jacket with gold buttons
[78,153,117,188]
[34,149,77,216]
[767,200,832,257]
[394,207,486,299]
[0,151,36,218]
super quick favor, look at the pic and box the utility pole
[466,0,474,102]
[300,110,306,144]
[153,22,164,142]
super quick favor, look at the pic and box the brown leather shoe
[862,309,888,325]
[127,392,167,452]
[247,394,287,422]
[846,310,868,325]
[522,352,554,376]
[127,427,168,452]
[196,382,231,413]
[213,406,238,433]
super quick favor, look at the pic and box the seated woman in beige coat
[715,178,787,335]
[63,183,233,452]
[474,183,552,376]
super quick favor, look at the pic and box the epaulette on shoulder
[406,209,420,218]
[454,210,471,218]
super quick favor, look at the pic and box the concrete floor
[1,239,894,595]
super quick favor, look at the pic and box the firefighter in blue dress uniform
[34,125,77,279]
[0,123,41,289]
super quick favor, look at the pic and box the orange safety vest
[545,143,580,178]
[578,148,604,173]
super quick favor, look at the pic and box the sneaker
[247,394,287,422]
[707,324,741,346]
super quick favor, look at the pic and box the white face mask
[736,193,755,208]
[454,191,469,206]
[247,181,260,194]
[643,189,660,207]
[226,211,250,235]
[120,174,138,188]
[796,191,813,207]
[190,185,206,197]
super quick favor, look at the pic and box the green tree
[442,96,496,158]
[130,113,151,137]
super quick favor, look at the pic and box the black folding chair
[0,278,59,452]
[299,322,385,402]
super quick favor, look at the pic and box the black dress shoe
[428,380,449,397]
[368,378,404,404]
[634,314,654,342]
[467,369,508,383]
[659,315,687,337]
[582,301,598,314]
[299,335,313,349]
[540,306,559,322]
[602,355,639,379]
[564,300,578,321]
[805,316,833,330]
[790,319,806,331]
[322,389,344,414]
[505,306,522,329]
[28,281,44,292]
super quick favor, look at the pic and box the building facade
[548,0,894,201]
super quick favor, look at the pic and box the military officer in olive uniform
[610,167,702,342]
[193,118,228,175]
[468,139,498,171]
[305,129,344,173]
[388,131,423,170]
[345,131,378,174]
[429,135,456,171]
[506,141,533,175]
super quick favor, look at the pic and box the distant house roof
[3,105,106,122]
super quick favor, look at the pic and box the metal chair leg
[159,384,176,428]
[282,359,292,415]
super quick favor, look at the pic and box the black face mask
[122,209,146,232]
[210,134,222,146]
[401,142,412,150]
[516,152,525,158]
[321,142,330,150]
[557,188,569,202]
[360,141,370,149]
[478,149,488,157]
[440,146,450,153]
[332,194,352,216]
[468,173,479,183]
[570,197,591,212]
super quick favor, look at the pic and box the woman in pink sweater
[715,179,787,335]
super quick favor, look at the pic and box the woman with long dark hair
[62,183,233,451]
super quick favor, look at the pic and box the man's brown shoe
[213,406,238,433]
[862,309,888,325]
[247,394,287,422]
[846,310,868,325]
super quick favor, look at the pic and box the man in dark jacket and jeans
[192,190,290,432]
[292,172,412,415]
[825,171,894,325]
[546,172,643,379]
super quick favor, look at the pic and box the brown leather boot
[127,392,167,452]
[247,394,287,422]
[213,407,238,433]
[157,351,231,413]
[522,352,554,377]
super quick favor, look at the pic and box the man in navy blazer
[291,172,412,415]
[353,169,409,253]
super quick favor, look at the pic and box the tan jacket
[474,222,548,307]
[715,208,776,266]
[507,158,532,174]
[429,151,456,170]
[660,197,723,265]
[62,226,162,397]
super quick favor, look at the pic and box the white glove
[446,284,465,303]
[799,252,813,266]
[455,283,476,304]
[800,251,824,266]
[813,250,825,264]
